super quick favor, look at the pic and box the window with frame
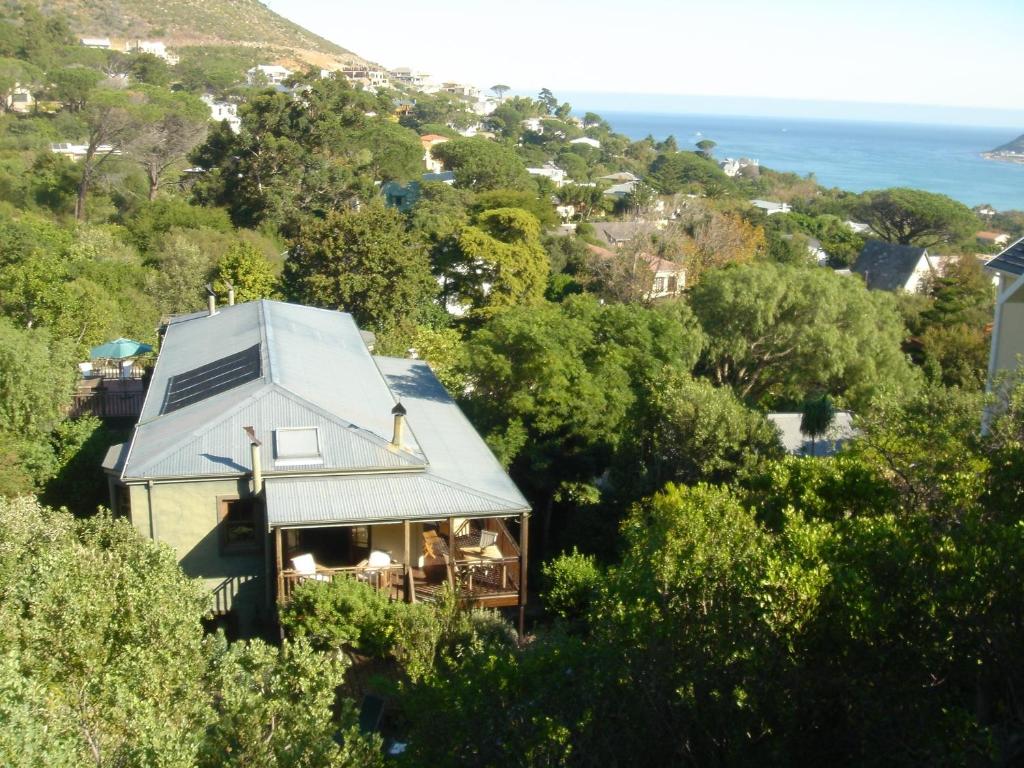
[219,498,261,555]
[667,276,678,293]
[653,276,666,293]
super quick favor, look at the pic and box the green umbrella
[89,338,154,360]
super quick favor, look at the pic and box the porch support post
[447,516,455,558]
[403,520,411,602]
[274,527,283,597]
[518,512,529,640]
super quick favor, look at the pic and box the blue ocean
[596,111,1024,212]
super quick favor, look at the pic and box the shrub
[541,548,602,621]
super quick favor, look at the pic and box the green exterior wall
[126,478,267,629]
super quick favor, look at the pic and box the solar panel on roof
[988,239,1024,277]
[161,344,261,414]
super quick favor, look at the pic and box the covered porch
[273,514,526,610]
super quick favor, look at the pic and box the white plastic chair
[120,359,135,379]
[291,553,330,582]
[78,362,94,378]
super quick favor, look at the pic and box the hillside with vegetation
[2,2,1024,764]
[28,0,372,69]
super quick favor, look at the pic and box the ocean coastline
[589,109,1024,211]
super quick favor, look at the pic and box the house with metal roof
[852,240,937,293]
[103,299,530,634]
[985,237,1024,399]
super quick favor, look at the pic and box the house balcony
[69,364,146,420]
[275,516,523,610]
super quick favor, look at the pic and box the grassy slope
[38,0,371,68]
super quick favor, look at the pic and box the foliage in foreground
[0,497,383,768]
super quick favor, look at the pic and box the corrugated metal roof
[986,237,1024,277]
[130,386,422,478]
[265,473,528,527]
[375,356,531,510]
[122,301,421,479]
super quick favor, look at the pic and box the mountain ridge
[36,0,375,71]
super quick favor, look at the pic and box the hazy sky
[265,0,1024,121]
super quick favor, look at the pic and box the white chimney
[226,280,235,306]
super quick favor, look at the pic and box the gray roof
[116,300,528,523]
[767,411,857,457]
[590,221,648,244]
[986,236,1024,277]
[851,240,930,291]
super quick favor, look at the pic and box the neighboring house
[603,181,638,199]
[750,199,791,215]
[586,244,685,300]
[5,84,34,113]
[591,221,651,246]
[781,233,829,265]
[80,37,111,49]
[422,170,456,184]
[381,180,421,212]
[390,68,430,90]
[767,411,858,457]
[600,171,639,184]
[470,98,497,116]
[569,136,601,149]
[128,40,178,64]
[102,300,531,633]
[846,220,871,234]
[720,157,758,177]
[555,203,576,221]
[977,230,1011,248]
[526,163,567,187]
[420,134,449,173]
[852,239,936,293]
[50,142,120,161]
[340,67,390,90]
[442,82,480,99]
[985,237,1024,399]
[521,117,543,134]
[201,94,241,134]
[247,65,292,86]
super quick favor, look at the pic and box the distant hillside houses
[79,36,178,63]
[339,66,390,91]
[720,157,758,177]
[50,142,120,161]
[4,84,33,113]
[750,199,791,215]
[247,64,292,86]
[201,94,241,134]
[527,163,568,187]
[390,68,433,91]
[420,134,449,173]
[570,136,601,149]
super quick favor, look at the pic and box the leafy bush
[541,548,602,621]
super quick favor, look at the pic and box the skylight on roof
[160,344,261,414]
[274,427,323,466]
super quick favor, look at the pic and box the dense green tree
[452,207,549,313]
[618,370,782,497]
[431,137,529,191]
[857,187,977,247]
[213,241,280,302]
[649,151,729,194]
[690,262,918,407]
[284,203,437,332]
[48,66,103,112]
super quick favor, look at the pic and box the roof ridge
[128,382,277,475]
[268,383,426,467]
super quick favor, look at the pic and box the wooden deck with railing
[276,517,523,609]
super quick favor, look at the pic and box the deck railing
[277,564,405,604]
